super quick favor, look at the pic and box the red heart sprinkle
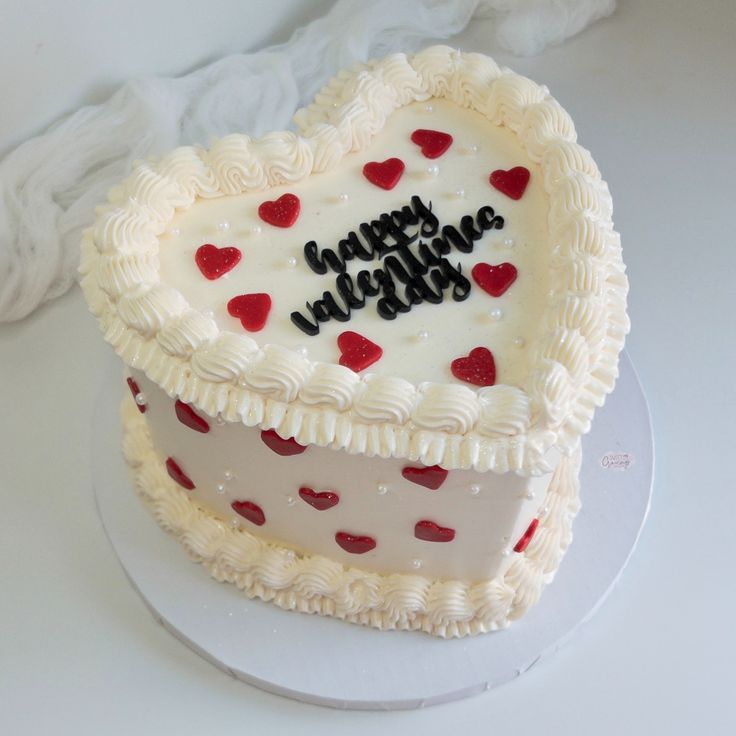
[299,487,340,511]
[231,500,266,526]
[451,347,496,387]
[362,158,405,190]
[260,429,307,456]
[227,293,272,332]
[166,457,195,490]
[126,377,146,413]
[410,129,453,159]
[401,465,449,490]
[174,399,210,433]
[489,166,530,200]
[337,331,383,372]
[513,518,539,553]
[471,262,518,297]
[335,531,376,554]
[414,519,456,543]
[257,193,300,228]
[194,244,241,280]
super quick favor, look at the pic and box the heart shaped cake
[80,47,629,638]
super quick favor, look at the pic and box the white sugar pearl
[286,256,298,268]
[203,309,215,319]
[216,484,226,494]
[540,506,550,517]
[411,558,423,569]
[295,345,308,357]
[501,548,512,558]
[230,518,240,529]
[134,393,147,406]
[416,330,429,342]
[454,188,465,198]
[251,225,262,235]
[503,237,515,248]
[526,491,535,500]
[377,483,388,496]
[286,496,296,507]
[217,220,230,232]
[425,104,434,113]
[285,549,296,561]
[338,193,349,203]
[223,470,234,481]
[426,164,439,177]
[513,337,526,348]
[215,415,226,426]
[464,144,479,155]
[489,308,503,321]
[470,484,481,496]
[170,227,181,236]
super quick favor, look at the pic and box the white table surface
[2,1,734,733]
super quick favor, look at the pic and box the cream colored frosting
[80,46,629,475]
[122,396,581,637]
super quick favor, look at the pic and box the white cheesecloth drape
[0,0,615,323]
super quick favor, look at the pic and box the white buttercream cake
[80,47,629,637]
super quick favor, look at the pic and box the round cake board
[92,350,653,710]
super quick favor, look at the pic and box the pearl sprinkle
[411,559,423,569]
[426,164,439,178]
[217,220,230,232]
[470,484,481,496]
[134,393,147,406]
[286,256,298,268]
[513,337,526,348]
[216,484,226,494]
[377,484,388,496]
[416,330,429,342]
[489,308,503,321]
[338,193,349,203]
[503,237,515,248]
[251,225,262,235]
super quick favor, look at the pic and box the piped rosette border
[80,46,629,476]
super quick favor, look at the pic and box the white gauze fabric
[0,0,615,323]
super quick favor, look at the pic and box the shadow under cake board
[92,350,653,710]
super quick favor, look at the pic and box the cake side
[80,46,629,476]
[121,394,581,638]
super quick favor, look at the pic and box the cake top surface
[80,46,629,475]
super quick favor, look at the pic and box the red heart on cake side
[489,166,530,200]
[166,457,195,490]
[335,531,376,554]
[513,518,539,553]
[401,465,448,490]
[299,487,340,511]
[451,347,496,387]
[175,399,210,433]
[260,429,307,456]
[410,129,453,159]
[126,377,146,413]
[194,244,241,280]
[337,331,383,372]
[227,293,272,332]
[231,500,266,526]
[362,157,405,190]
[471,262,518,297]
[414,519,456,543]
[257,193,300,228]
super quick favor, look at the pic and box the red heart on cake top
[126,377,146,413]
[175,399,210,433]
[513,518,539,553]
[489,166,530,200]
[362,157,405,190]
[227,293,272,332]
[194,244,241,280]
[337,331,383,372]
[260,429,307,456]
[166,457,195,490]
[471,262,518,297]
[414,519,456,543]
[451,347,496,387]
[410,129,453,159]
[231,500,266,526]
[258,193,300,228]
[299,487,340,511]
[335,531,376,554]
[401,465,448,490]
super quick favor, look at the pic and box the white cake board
[92,351,653,710]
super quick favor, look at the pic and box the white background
[1,1,735,733]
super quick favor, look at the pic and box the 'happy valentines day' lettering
[290,196,504,336]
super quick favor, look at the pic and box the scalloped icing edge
[121,396,581,638]
[81,46,629,476]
